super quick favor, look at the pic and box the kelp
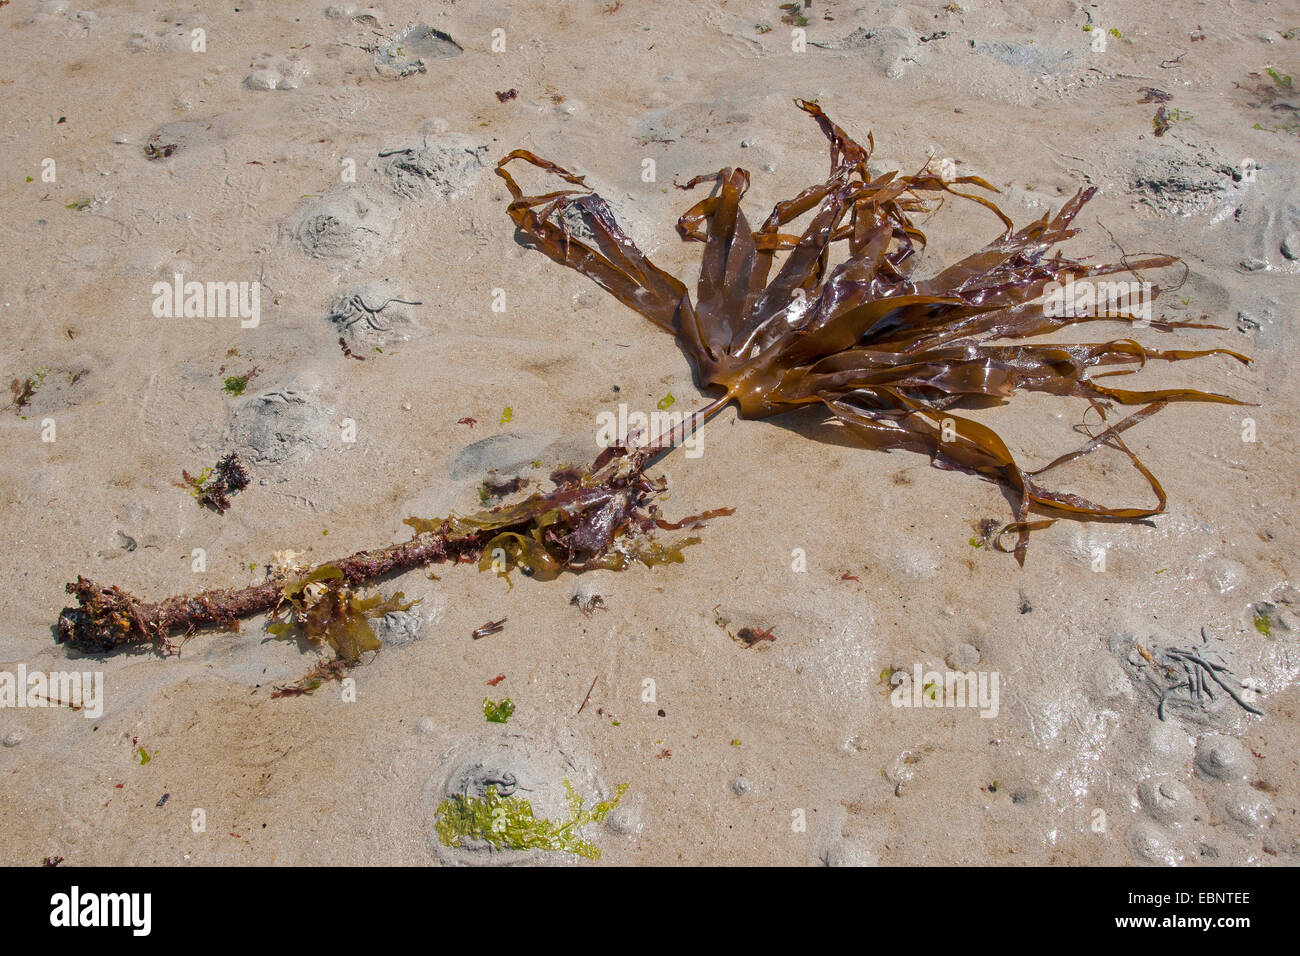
[54,101,1249,661]
[406,445,731,584]
[56,446,728,653]
[496,99,1249,562]
[266,564,418,663]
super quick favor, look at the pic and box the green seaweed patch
[483,697,515,723]
[220,365,261,397]
[182,466,214,501]
[222,374,250,396]
[1254,614,1272,636]
[1266,67,1293,89]
[434,780,628,859]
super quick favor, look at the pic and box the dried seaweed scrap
[496,99,1249,562]
[271,658,349,699]
[181,452,250,513]
[56,447,730,653]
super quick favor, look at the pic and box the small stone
[731,776,752,796]
[3,731,22,748]
[415,715,436,734]
[1281,232,1300,261]
[1239,256,1267,272]
[112,133,131,145]
[740,138,756,148]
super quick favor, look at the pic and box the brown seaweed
[56,446,727,653]
[180,452,250,513]
[496,98,1249,563]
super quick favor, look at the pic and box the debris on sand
[181,452,251,514]
[373,24,462,78]
[56,446,730,653]
[327,279,423,352]
[1124,628,1264,724]
[472,618,507,640]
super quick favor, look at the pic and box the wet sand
[0,0,1297,865]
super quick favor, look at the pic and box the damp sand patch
[377,136,487,201]
[374,24,462,78]
[282,191,398,265]
[229,387,333,466]
[244,53,312,91]
[144,116,232,162]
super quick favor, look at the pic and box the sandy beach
[0,0,1297,867]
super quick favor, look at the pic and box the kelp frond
[267,564,418,663]
[496,99,1250,562]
